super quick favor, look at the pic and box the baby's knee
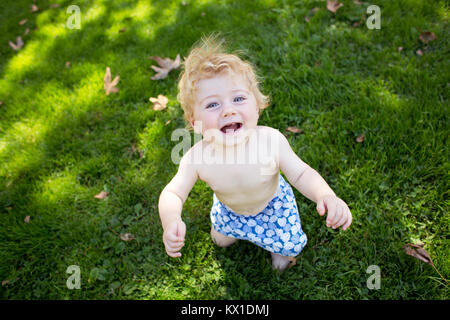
[210,227,237,248]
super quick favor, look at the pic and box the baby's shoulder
[255,125,284,140]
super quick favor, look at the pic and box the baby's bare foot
[271,252,296,271]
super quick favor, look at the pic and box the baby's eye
[206,102,219,109]
[234,96,246,103]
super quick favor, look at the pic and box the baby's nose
[221,104,236,117]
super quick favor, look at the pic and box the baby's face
[192,72,259,145]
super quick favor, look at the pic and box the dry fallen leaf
[24,28,30,35]
[403,243,432,264]
[9,36,24,51]
[356,134,365,143]
[94,191,108,199]
[286,126,303,134]
[305,16,310,23]
[149,54,181,80]
[2,280,10,287]
[403,243,448,284]
[19,19,28,25]
[24,216,30,223]
[353,0,363,4]
[104,67,120,95]
[30,4,39,12]
[119,27,126,33]
[419,31,436,44]
[49,4,61,8]
[150,94,169,111]
[120,233,135,241]
[327,0,343,14]
[65,61,71,68]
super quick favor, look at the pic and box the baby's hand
[162,220,186,258]
[316,195,352,231]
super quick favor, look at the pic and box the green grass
[0,0,448,299]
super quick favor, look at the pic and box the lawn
[0,0,448,299]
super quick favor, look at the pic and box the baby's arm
[276,130,352,230]
[158,150,198,257]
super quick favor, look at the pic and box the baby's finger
[333,207,348,229]
[169,242,185,252]
[316,199,326,216]
[342,210,353,230]
[331,206,343,228]
[164,237,184,251]
[166,249,182,258]
[166,231,184,244]
[326,202,337,227]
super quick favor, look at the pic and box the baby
[158,37,352,271]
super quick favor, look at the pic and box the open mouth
[220,122,243,134]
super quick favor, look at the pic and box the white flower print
[255,225,264,234]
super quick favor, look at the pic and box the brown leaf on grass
[120,233,135,241]
[419,31,436,44]
[0,101,3,105]
[19,19,28,25]
[353,0,363,4]
[356,134,365,143]
[305,16,310,23]
[9,37,24,51]
[403,243,449,283]
[403,243,432,264]
[65,61,71,68]
[119,27,126,33]
[30,4,39,12]
[286,126,303,134]
[94,191,108,199]
[311,7,320,14]
[24,28,30,35]
[128,143,143,158]
[150,94,169,111]
[2,280,10,287]
[149,54,181,80]
[104,67,120,95]
[24,216,30,223]
[327,0,343,14]
[49,4,61,8]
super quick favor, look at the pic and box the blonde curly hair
[177,35,270,127]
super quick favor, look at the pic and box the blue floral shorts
[210,174,307,257]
